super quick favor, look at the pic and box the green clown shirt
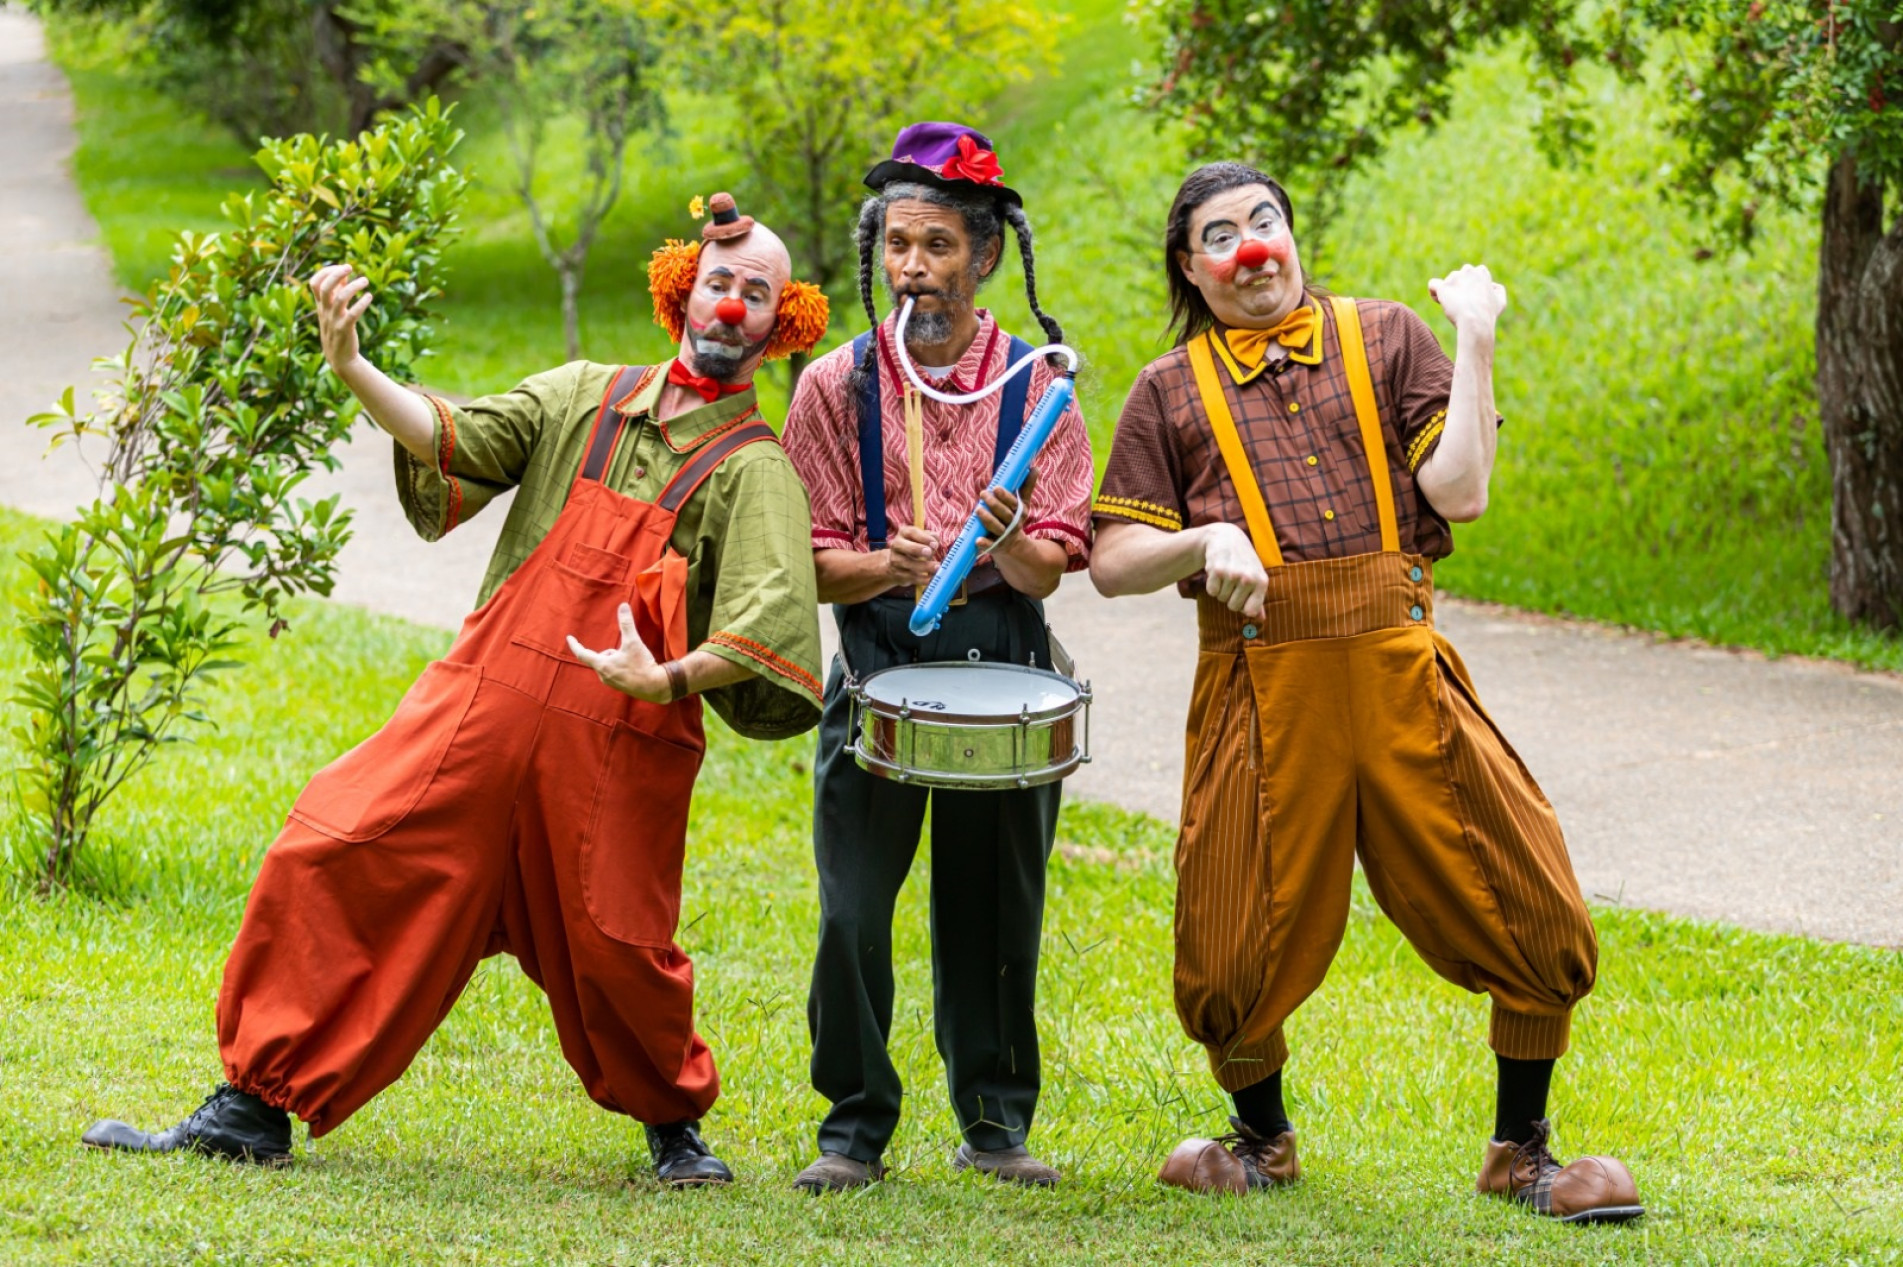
[396,360,824,740]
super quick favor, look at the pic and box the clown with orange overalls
[1090,163,1644,1222]
[81,195,830,1187]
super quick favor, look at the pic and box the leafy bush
[12,103,467,894]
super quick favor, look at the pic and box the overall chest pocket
[289,660,483,842]
[509,542,637,660]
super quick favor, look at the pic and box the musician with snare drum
[780,122,1094,1194]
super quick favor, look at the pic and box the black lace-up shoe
[81,1083,292,1165]
[644,1121,733,1187]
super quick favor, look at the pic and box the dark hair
[1164,162,1297,346]
[852,182,1065,386]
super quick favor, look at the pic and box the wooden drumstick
[904,386,927,601]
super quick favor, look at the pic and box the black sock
[1230,1070,1290,1138]
[1494,1055,1555,1145]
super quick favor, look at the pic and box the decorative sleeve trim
[1026,519,1090,551]
[1093,495,1183,531]
[421,394,464,533]
[1407,410,1448,472]
[706,631,824,701]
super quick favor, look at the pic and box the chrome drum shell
[849,661,1092,790]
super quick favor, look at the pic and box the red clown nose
[714,297,748,326]
[1235,238,1272,269]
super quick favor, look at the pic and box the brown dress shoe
[793,1152,885,1193]
[1157,1119,1299,1194]
[1477,1119,1644,1223]
[952,1142,1061,1187]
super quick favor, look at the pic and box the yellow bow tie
[1223,304,1319,368]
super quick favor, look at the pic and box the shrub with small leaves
[13,101,467,894]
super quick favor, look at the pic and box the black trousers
[806,591,1062,1162]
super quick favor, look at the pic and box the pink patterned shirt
[783,309,1094,569]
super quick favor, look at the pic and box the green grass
[0,501,1899,1263]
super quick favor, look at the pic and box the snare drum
[849,661,1091,790]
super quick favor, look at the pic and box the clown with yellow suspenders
[1089,162,1645,1223]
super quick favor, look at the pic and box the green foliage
[1140,0,1642,229]
[434,0,667,359]
[643,0,1062,304]
[34,0,475,142]
[11,104,467,893]
[1142,0,1903,247]
[1631,0,1903,245]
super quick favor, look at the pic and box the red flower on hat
[939,134,1003,187]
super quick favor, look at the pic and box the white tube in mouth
[892,296,1078,405]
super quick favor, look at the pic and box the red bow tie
[668,358,751,404]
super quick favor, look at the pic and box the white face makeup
[680,230,791,381]
[1176,184,1305,331]
[1192,199,1289,261]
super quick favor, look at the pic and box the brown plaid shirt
[1094,296,1476,582]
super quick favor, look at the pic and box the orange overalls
[1172,300,1599,1092]
[217,369,776,1135]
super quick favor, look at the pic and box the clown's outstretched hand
[307,262,434,461]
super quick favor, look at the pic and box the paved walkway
[4,10,1899,946]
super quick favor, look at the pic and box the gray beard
[886,270,976,357]
[688,334,747,382]
[902,308,955,348]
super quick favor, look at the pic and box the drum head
[863,662,1078,719]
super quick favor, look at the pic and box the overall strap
[852,332,888,548]
[1187,333,1284,569]
[656,420,780,515]
[577,365,647,487]
[1326,296,1400,552]
[994,335,1035,469]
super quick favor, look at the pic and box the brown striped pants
[1174,552,1597,1091]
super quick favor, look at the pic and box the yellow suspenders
[1186,296,1401,568]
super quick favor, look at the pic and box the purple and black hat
[864,121,1022,209]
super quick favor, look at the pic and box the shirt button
[633,466,647,480]
[1288,402,1301,414]
[1323,509,1336,521]
[1242,623,1259,640]
[1410,565,1423,582]
[1410,604,1425,621]
[1306,455,1318,466]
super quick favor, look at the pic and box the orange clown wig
[647,193,830,361]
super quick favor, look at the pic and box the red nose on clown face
[714,298,748,326]
[1235,238,1272,269]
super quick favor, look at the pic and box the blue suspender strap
[995,336,1035,469]
[853,331,888,550]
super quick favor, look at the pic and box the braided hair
[850,182,1066,389]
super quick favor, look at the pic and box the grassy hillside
[43,5,1901,670]
[0,503,1897,1263]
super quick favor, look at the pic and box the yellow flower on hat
[688,195,706,220]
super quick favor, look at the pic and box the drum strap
[852,328,1034,550]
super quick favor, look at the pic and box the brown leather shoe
[1477,1120,1644,1223]
[952,1142,1061,1187]
[1157,1118,1299,1194]
[793,1152,885,1193]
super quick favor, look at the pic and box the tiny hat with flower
[864,122,1021,209]
[646,192,830,361]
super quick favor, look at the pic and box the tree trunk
[559,263,584,362]
[1817,153,1903,630]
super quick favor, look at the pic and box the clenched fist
[1427,264,1507,334]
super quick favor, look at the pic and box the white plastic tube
[891,296,1078,403]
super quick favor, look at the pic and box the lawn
[0,498,1899,1264]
